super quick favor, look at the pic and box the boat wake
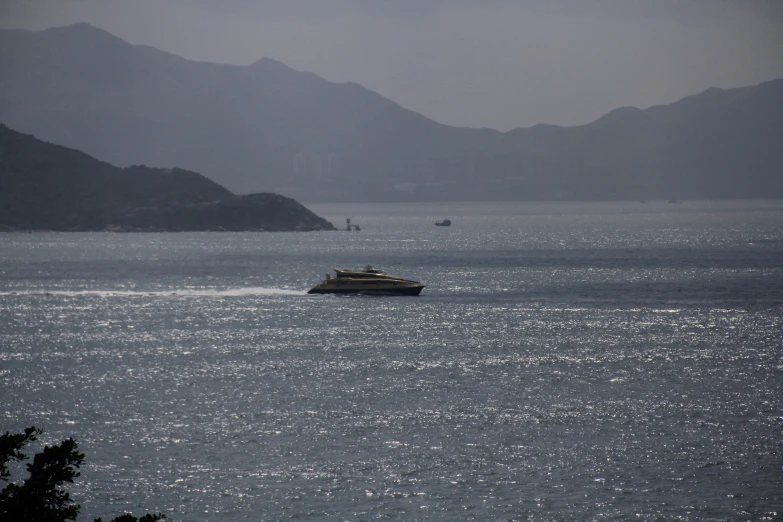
[0,287,308,298]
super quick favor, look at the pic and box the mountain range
[1,23,781,202]
[0,124,335,232]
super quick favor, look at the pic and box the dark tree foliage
[0,426,43,482]
[0,427,165,522]
[94,515,166,522]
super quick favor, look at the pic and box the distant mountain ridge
[1,23,781,202]
[0,124,335,231]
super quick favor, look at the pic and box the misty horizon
[9,20,783,135]
[2,0,782,131]
[2,18,780,202]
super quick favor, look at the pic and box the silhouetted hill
[0,124,335,231]
[1,23,781,202]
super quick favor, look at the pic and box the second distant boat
[435,219,451,226]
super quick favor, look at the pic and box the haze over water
[2,200,782,520]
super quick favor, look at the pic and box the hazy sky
[2,0,782,131]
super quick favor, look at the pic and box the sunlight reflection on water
[2,201,782,520]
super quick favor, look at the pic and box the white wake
[0,287,307,297]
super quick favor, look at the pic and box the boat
[435,219,451,226]
[308,265,425,295]
[345,218,361,231]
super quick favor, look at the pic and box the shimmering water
[1,200,782,521]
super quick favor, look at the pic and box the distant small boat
[345,218,361,231]
[668,199,681,204]
[435,219,451,227]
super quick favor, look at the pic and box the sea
[1,200,781,521]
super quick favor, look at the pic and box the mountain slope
[1,23,781,202]
[0,124,335,231]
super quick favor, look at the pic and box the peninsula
[0,124,335,232]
